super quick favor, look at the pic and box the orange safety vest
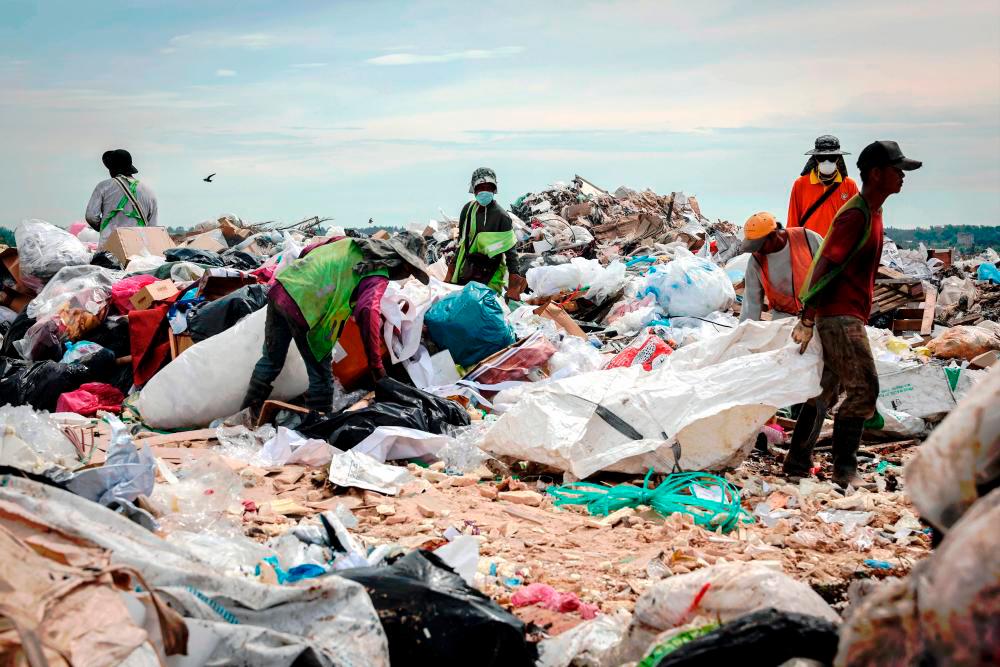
[757,227,814,314]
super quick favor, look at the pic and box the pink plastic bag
[68,221,87,236]
[111,275,158,314]
[56,382,125,416]
[605,331,673,371]
[511,582,598,619]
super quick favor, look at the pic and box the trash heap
[0,178,998,666]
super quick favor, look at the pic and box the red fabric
[807,206,884,322]
[129,303,173,387]
[111,274,158,314]
[56,382,125,416]
[353,276,389,374]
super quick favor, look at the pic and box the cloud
[164,31,281,53]
[291,62,328,69]
[367,46,524,66]
[216,69,237,77]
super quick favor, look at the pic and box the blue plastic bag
[425,282,516,368]
[977,262,1000,284]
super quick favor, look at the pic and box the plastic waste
[26,265,122,321]
[536,611,631,667]
[14,315,65,361]
[55,382,124,416]
[89,250,123,270]
[0,348,117,411]
[124,253,167,274]
[425,281,516,367]
[926,325,1000,361]
[169,261,207,283]
[163,247,225,267]
[526,258,627,305]
[150,451,243,533]
[137,307,309,429]
[351,425,451,464]
[817,509,875,533]
[642,247,735,317]
[186,284,269,342]
[547,334,606,377]
[327,449,413,495]
[338,549,535,666]
[434,534,480,587]
[512,583,599,619]
[462,330,557,387]
[14,219,92,290]
[256,426,337,467]
[61,340,104,364]
[605,330,674,370]
[0,404,82,472]
[437,422,493,473]
[978,261,1000,283]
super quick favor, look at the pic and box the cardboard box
[168,329,195,359]
[130,279,180,311]
[371,230,391,240]
[184,230,227,252]
[970,350,999,370]
[197,272,259,301]
[219,218,252,244]
[103,227,176,265]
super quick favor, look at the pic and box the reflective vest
[101,176,147,231]
[758,227,814,314]
[450,201,517,293]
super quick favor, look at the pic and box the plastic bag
[89,250,123,270]
[978,262,1000,283]
[14,220,92,290]
[643,248,735,317]
[463,330,557,386]
[65,413,155,514]
[547,335,606,377]
[61,340,105,364]
[526,258,626,305]
[0,404,81,472]
[163,247,225,267]
[339,549,534,666]
[14,316,65,361]
[186,284,269,342]
[55,382,125,416]
[327,449,413,495]
[136,307,309,429]
[425,281,516,368]
[169,261,207,283]
[26,265,121,320]
[124,253,166,274]
[605,331,673,371]
[926,325,1000,361]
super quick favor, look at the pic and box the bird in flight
[203,173,216,183]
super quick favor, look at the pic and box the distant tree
[886,225,999,252]
[0,227,14,247]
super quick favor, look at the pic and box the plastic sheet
[14,219,92,289]
[425,281,516,368]
[339,549,534,666]
[26,265,122,320]
[351,425,451,463]
[328,449,413,495]
[642,248,735,317]
[0,404,81,472]
[137,307,309,429]
[926,325,1000,361]
[256,426,338,467]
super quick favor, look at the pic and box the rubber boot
[781,402,823,480]
[831,417,877,491]
[305,391,333,414]
[240,377,273,417]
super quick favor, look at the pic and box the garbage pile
[0,178,998,666]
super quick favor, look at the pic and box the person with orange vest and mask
[739,212,822,322]
[787,135,859,237]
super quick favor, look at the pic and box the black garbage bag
[0,311,35,359]
[86,315,132,357]
[295,377,470,449]
[653,608,839,667]
[221,251,262,271]
[187,284,269,342]
[0,348,116,411]
[339,550,534,666]
[163,248,225,267]
[90,251,124,270]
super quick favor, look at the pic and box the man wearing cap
[85,149,159,249]
[739,212,822,322]
[241,232,430,415]
[787,135,859,237]
[785,141,922,490]
[446,167,526,299]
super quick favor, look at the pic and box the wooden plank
[892,319,924,331]
[135,428,217,447]
[920,285,937,336]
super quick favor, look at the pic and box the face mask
[475,191,494,206]
[817,160,838,176]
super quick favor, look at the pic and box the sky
[1,0,999,232]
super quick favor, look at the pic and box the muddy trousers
[241,301,334,413]
[783,316,879,477]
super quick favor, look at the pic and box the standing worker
[446,167,526,299]
[85,149,158,249]
[785,141,922,489]
[241,232,430,415]
[787,135,859,237]
[739,212,822,322]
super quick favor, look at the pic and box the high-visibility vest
[758,227,814,314]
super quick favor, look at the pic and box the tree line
[885,225,999,252]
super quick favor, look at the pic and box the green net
[546,469,753,534]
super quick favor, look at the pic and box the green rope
[547,469,753,534]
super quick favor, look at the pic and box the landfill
[0,179,998,666]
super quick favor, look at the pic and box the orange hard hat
[744,212,778,240]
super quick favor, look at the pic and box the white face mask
[817,160,838,176]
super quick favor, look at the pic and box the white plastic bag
[137,307,309,429]
[483,319,822,477]
[547,335,606,378]
[15,220,92,289]
[526,258,627,305]
[124,252,166,274]
[26,265,122,320]
[643,247,735,317]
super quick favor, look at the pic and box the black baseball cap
[857,141,922,172]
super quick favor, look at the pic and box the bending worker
[445,167,526,299]
[241,232,430,414]
[787,135,859,237]
[785,140,922,490]
[739,212,822,322]
[85,149,159,249]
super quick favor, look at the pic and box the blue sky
[1,0,998,231]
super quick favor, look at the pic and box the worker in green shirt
[445,167,526,299]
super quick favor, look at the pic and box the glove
[792,319,814,354]
[506,274,527,301]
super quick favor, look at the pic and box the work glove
[506,274,527,301]
[791,319,814,354]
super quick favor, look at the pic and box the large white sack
[137,307,308,429]
[482,319,822,478]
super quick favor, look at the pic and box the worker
[739,212,822,322]
[785,140,922,490]
[85,149,159,249]
[445,167,526,299]
[787,135,859,237]
[241,232,430,414]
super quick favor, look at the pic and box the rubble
[0,178,996,664]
